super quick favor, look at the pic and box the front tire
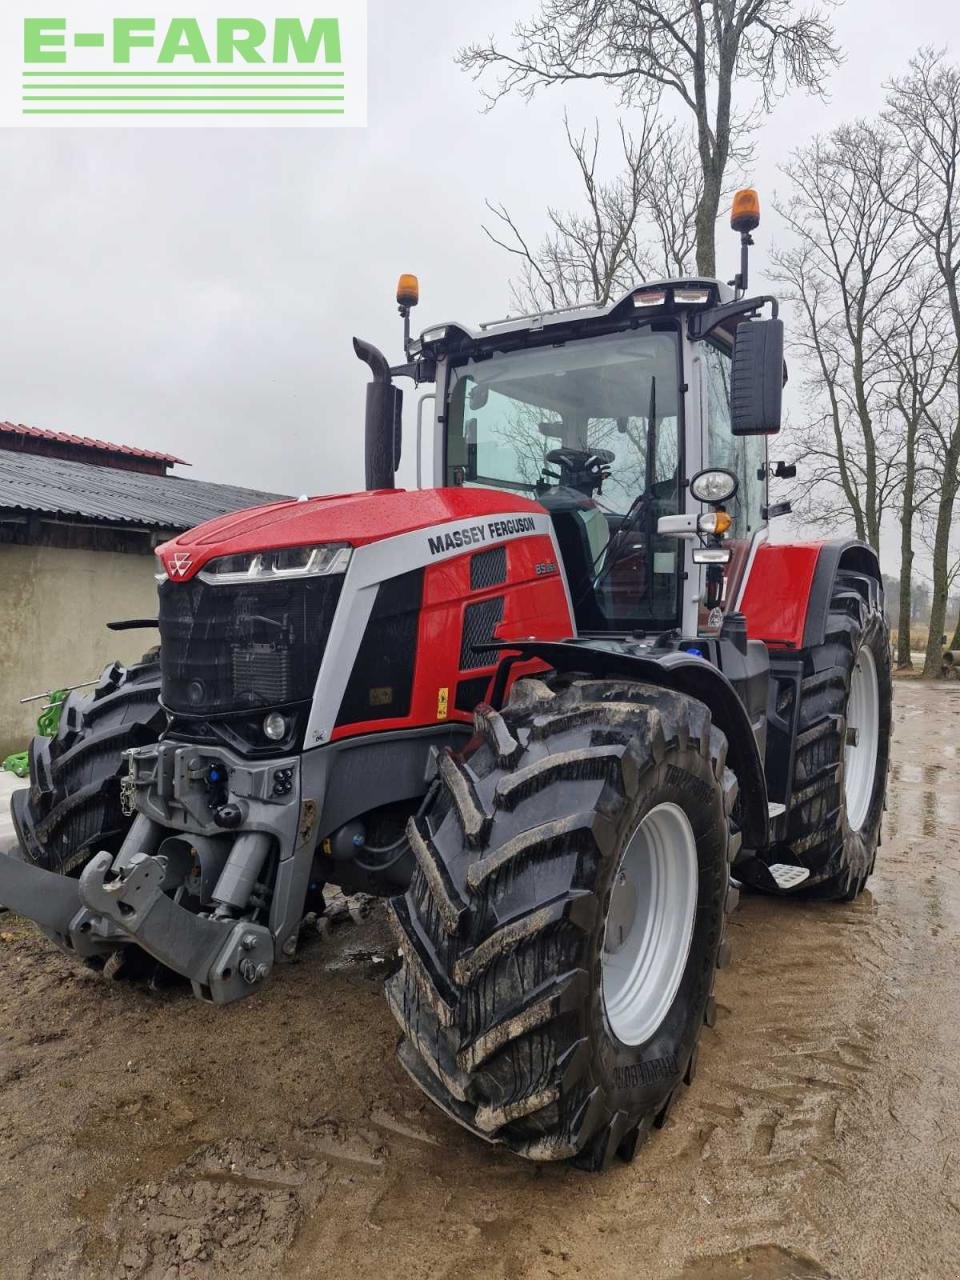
[385,677,738,1169]
[11,653,164,875]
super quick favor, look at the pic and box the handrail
[415,393,436,489]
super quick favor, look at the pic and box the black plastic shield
[730,319,784,435]
[364,380,403,489]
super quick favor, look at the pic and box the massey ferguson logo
[168,552,193,578]
[427,516,537,557]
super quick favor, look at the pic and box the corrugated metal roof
[0,449,288,532]
[0,420,187,466]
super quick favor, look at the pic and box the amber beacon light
[731,188,761,234]
[396,273,420,308]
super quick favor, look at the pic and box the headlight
[199,543,352,584]
[262,712,289,742]
[690,468,739,504]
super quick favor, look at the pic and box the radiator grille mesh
[459,597,504,670]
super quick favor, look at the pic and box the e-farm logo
[2,1,366,127]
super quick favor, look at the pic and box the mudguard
[740,539,883,822]
[491,638,769,850]
[740,539,882,650]
[798,541,883,648]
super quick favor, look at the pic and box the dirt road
[1,679,959,1280]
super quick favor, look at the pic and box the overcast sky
[0,0,954,569]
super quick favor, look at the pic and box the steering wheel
[543,448,615,498]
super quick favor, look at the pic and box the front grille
[460,596,504,669]
[470,546,507,590]
[159,574,343,716]
[232,645,292,702]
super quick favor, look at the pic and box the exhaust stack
[353,336,402,490]
[353,274,419,491]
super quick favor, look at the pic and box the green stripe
[23,108,346,114]
[22,70,345,76]
[23,95,345,102]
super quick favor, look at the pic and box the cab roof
[418,278,737,348]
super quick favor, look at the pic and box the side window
[701,343,766,538]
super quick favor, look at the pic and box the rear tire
[384,677,738,1169]
[772,573,891,900]
[11,653,164,875]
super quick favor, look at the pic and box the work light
[690,469,739,504]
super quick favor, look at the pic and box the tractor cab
[362,190,785,646]
[436,288,776,639]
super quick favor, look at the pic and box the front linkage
[0,738,311,1004]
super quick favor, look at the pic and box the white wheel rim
[601,802,699,1047]
[845,645,880,833]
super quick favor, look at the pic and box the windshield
[445,328,683,632]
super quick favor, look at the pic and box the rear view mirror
[730,319,783,435]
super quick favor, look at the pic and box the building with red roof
[0,421,186,475]
[0,420,288,756]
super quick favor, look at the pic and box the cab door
[696,339,769,632]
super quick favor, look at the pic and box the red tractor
[4,193,891,1170]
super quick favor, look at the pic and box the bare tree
[880,51,960,677]
[877,277,955,667]
[917,505,960,651]
[912,577,932,624]
[773,243,873,540]
[771,122,919,550]
[458,0,842,275]
[637,121,702,277]
[483,109,700,312]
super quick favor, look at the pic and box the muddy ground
[1,679,959,1279]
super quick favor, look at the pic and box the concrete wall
[0,543,160,757]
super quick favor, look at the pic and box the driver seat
[537,489,608,630]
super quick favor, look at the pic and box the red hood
[156,487,546,581]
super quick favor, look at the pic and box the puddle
[321,944,398,980]
[673,1244,836,1279]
